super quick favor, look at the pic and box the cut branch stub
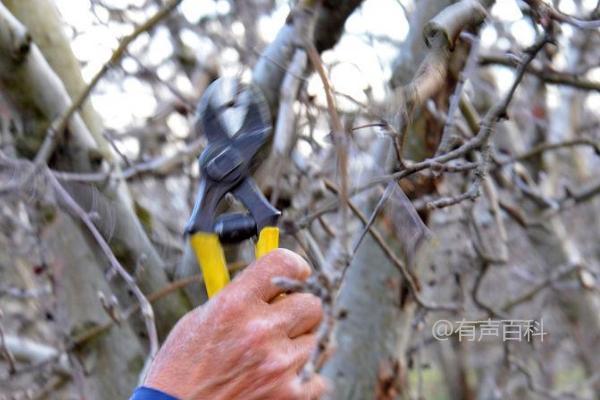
[423,0,487,50]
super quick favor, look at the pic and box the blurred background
[1,0,599,399]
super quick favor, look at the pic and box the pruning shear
[185,79,281,298]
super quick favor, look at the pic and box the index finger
[229,249,311,302]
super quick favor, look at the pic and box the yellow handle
[190,227,278,298]
[190,232,230,298]
[255,226,279,259]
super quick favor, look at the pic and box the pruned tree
[1,0,599,399]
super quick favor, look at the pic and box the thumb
[229,249,311,302]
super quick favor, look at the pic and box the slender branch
[294,36,553,288]
[51,136,204,183]
[71,275,203,347]
[560,179,600,207]
[501,264,580,312]
[2,274,204,383]
[468,209,508,318]
[509,355,583,400]
[324,180,460,312]
[351,182,394,255]
[306,44,351,264]
[524,0,600,30]
[296,33,550,231]
[34,0,185,165]
[414,33,552,210]
[479,53,600,92]
[436,32,481,156]
[44,170,159,362]
[498,138,600,165]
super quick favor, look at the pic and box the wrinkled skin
[145,249,326,399]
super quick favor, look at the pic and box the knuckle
[238,334,263,357]
[211,293,242,317]
[259,349,290,376]
[243,318,274,343]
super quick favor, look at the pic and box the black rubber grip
[213,212,257,244]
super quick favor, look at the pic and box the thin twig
[498,138,600,165]
[436,32,481,157]
[524,0,600,30]
[411,33,552,210]
[34,0,185,166]
[306,44,351,266]
[52,136,204,183]
[351,182,394,255]
[44,170,159,363]
[324,180,460,312]
[509,355,584,400]
[71,275,203,347]
[501,263,579,312]
[479,53,600,92]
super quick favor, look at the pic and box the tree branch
[34,0,185,165]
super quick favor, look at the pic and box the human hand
[144,249,326,400]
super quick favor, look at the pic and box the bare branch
[479,53,600,92]
[306,44,351,265]
[34,0,185,165]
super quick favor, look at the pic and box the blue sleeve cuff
[130,386,179,400]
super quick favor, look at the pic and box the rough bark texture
[322,2,486,398]
[323,235,417,399]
